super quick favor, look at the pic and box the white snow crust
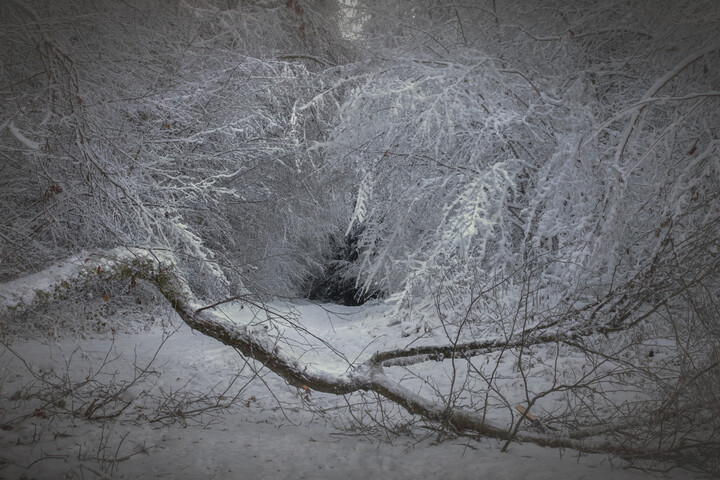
[0,300,701,479]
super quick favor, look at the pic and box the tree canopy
[1,0,719,472]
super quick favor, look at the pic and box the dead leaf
[32,408,48,419]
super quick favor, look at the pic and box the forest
[1,0,719,478]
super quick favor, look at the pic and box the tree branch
[1,247,700,454]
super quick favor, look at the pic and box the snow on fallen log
[0,248,622,450]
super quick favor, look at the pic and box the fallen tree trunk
[0,248,659,453]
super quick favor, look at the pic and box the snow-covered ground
[0,301,702,479]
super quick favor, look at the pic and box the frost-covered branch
[6,247,716,459]
[0,249,643,450]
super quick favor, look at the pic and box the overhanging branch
[0,248,666,453]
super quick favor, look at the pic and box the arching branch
[0,248,662,453]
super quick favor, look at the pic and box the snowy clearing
[0,302,702,479]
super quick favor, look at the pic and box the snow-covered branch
[0,249,632,449]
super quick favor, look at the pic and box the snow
[8,121,41,150]
[0,255,87,312]
[0,301,700,479]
